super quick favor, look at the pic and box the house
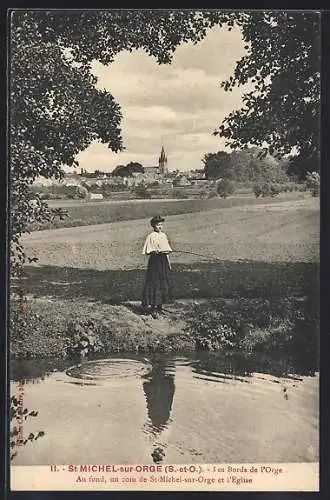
[143,166,159,175]
[89,193,104,200]
[63,180,81,187]
[173,175,191,186]
[33,177,55,187]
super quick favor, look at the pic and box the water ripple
[66,358,152,382]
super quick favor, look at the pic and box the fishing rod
[172,249,223,262]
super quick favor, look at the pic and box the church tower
[158,145,168,175]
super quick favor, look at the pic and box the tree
[126,162,145,175]
[10,10,236,275]
[203,147,288,183]
[112,163,144,177]
[112,165,126,176]
[203,151,233,180]
[237,147,288,183]
[287,154,319,180]
[305,171,320,197]
[64,185,89,199]
[112,165,128,177]
[11,10,319,275]
[216,179,235,198]
[214,11,320,178]
[9,10,235,274]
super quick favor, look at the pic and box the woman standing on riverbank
[142,216,173,318]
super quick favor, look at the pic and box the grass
[36,192,306,230]
[17,260,318,304]
[11,196,319,373]
[10,297,194,360]
[10,288,318,376]
[21,195,319,270]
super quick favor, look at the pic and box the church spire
[160,145,166,162]
[158,145,168,174]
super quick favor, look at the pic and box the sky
[76,25,251,173]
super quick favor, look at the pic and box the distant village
[33,146,210,200]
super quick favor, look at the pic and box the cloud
[95,61,244,114]
[76,24,251,172]
[124,105,178,122]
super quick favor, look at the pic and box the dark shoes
[151,307,165,319]
[141,305,166,319]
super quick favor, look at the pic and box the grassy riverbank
[11,289,318,376]
[10,297,193,359]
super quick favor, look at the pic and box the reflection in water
[11,337,318,386]
[10,352,318,465]
[142,356,176,462]
[142,357,175,435]
[193,350,303,379]
[192,372,249,384]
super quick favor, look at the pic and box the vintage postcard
[8,9,320,492]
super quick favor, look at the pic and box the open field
[12,196,319,362]
[23,195,319,271]
[21,195,318,304]
[40,192,306,230]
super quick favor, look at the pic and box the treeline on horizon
[202,147,312,184]
[79,146,318,183]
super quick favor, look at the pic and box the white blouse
[142,231,172,255]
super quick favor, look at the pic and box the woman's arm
[142,234,152,255]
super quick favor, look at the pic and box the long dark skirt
[142,253,173,308]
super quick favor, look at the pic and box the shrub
[216,179,235,199]
[298,183,308,192]
[253,182,280,198]
[253,183,262,198]
[76,185,89,198]
[185,307,239,351]
[185,297,319,359]
[281,183,296,193]
[64,185,88,199]
[269,184,280,197]
[63,319,105,358]
[305,171,320,197]
[207,189,218,199]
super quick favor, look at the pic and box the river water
[10,354,318,465]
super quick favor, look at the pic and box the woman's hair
[150,216,164,227]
